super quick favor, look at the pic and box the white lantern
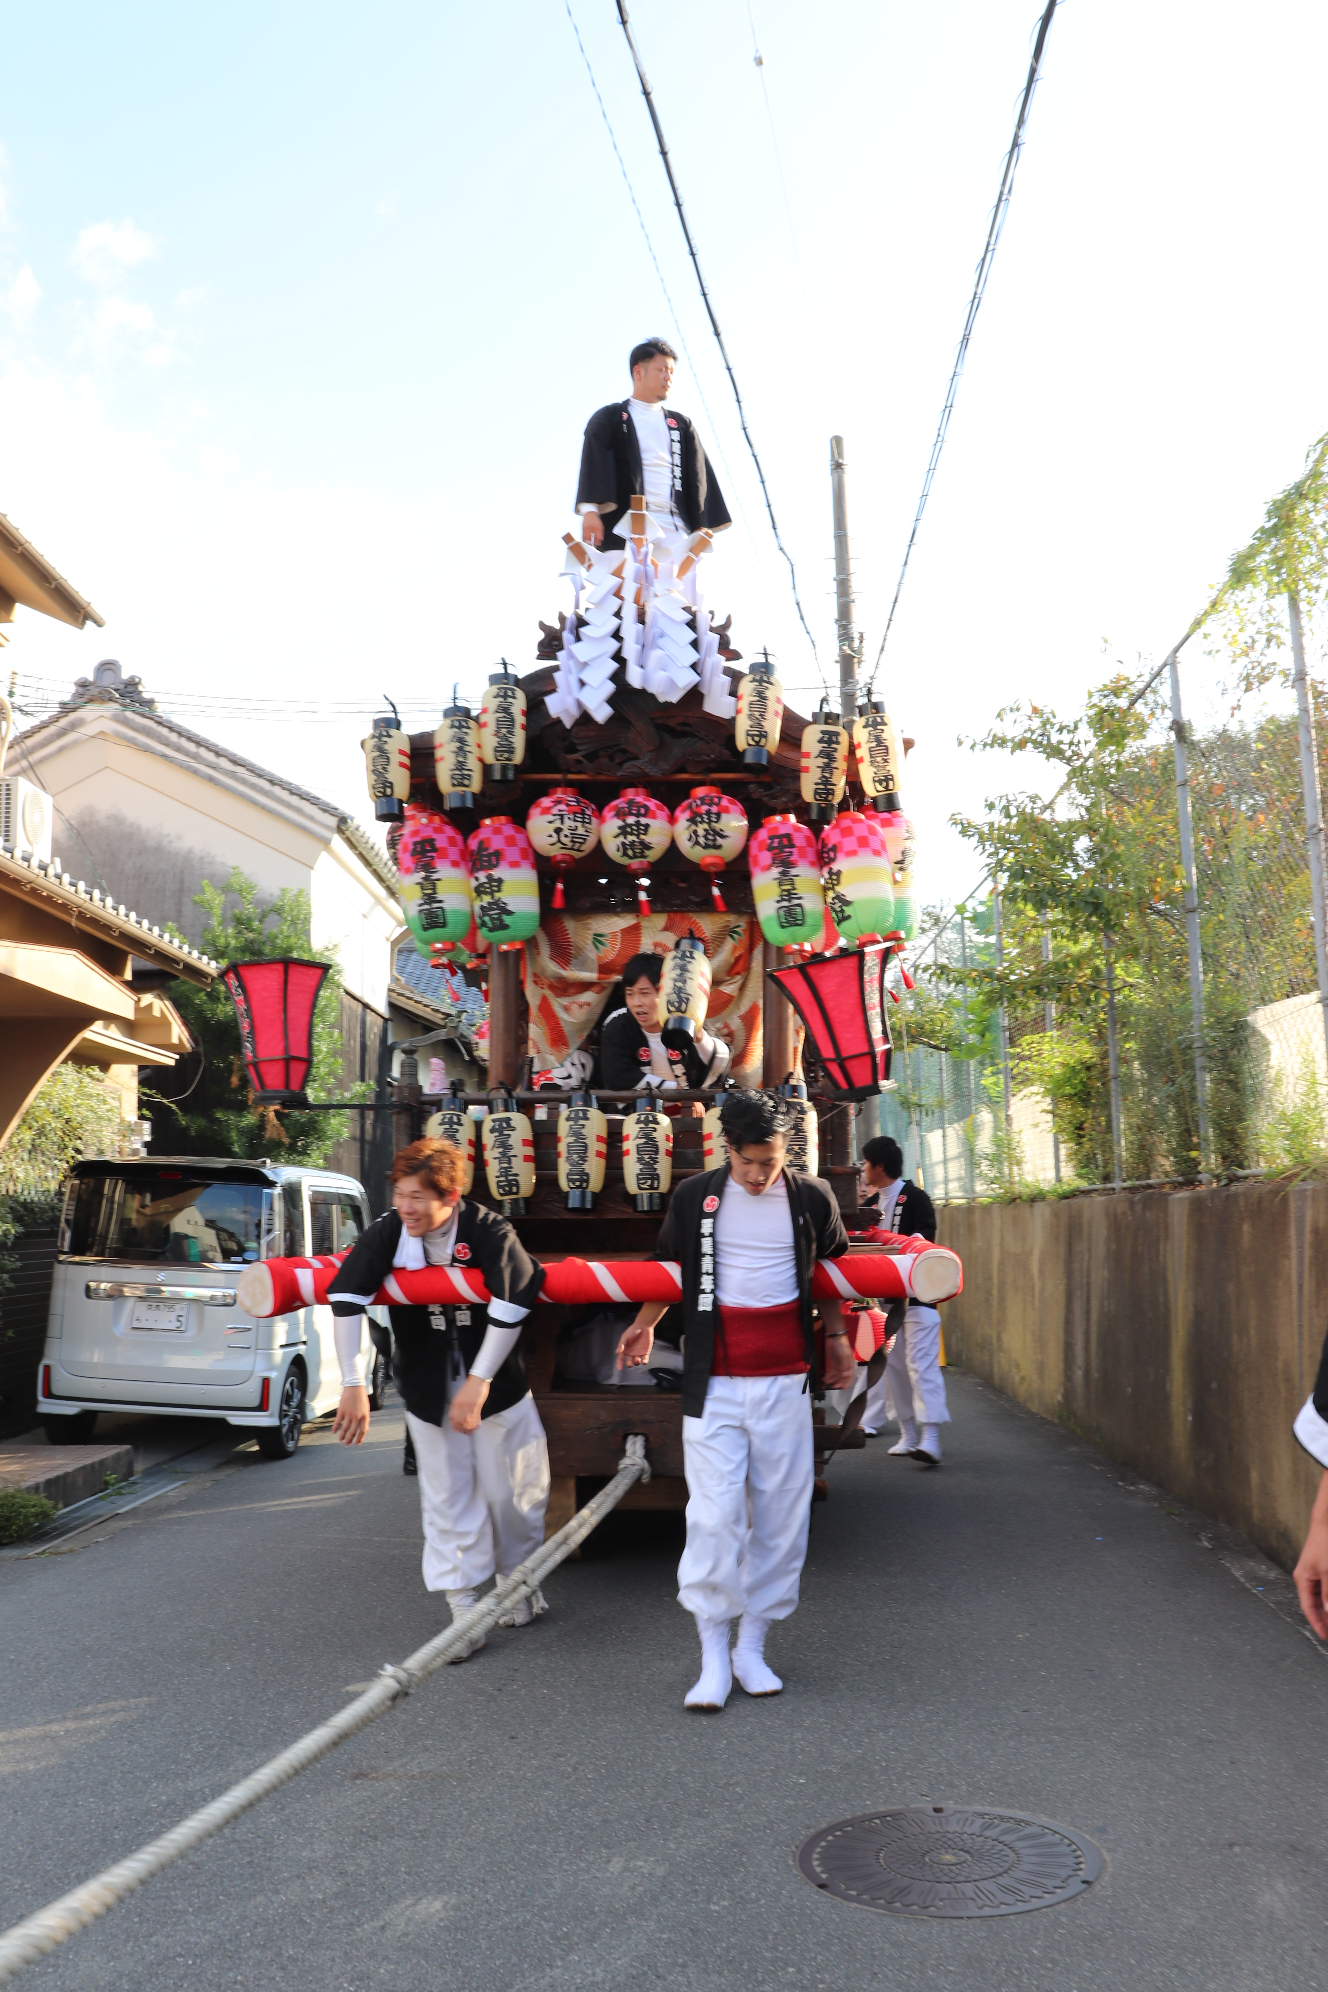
[434,697,482,811]
[557,1091,608,1211]
[623,1098,673,1212]
[478,663,527,784]
[482,1090,536,1215]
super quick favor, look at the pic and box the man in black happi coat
[576,337,731,551]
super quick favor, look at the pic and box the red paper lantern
[221,959,330,1106]
[768,943,893,1100]
[671,786,748,911]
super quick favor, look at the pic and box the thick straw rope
[0,1437,651,1985]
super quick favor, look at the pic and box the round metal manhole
[795,1806,1103,1918]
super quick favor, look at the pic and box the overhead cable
[614,0,823,676]
[868,0,1061,690]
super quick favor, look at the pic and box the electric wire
[744,0,803,277]
[614,0,825,684]
[867,0,1061,692]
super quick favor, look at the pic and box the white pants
[406,1394,550,1594]
[885,1304,950,1428]
[678,1373,813,1624]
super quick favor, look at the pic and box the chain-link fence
[870,654,1328,1201]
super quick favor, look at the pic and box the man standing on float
[616,1092,858,1710]
[576,338,732,549]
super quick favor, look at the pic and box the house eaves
[0,845,218,985]
[0,514,104,630]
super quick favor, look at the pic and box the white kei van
[38,1157,388,1459]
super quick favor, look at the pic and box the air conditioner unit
[0,777,54,863]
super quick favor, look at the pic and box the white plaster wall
[310,844,400,1013]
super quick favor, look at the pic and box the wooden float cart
[391,660,879,1531]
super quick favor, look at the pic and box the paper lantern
[478,664,527,784]
[876,807,912,868]
[777,1078,819,1177]
[424,1087,476,1194]
[748,815,825,951]
[221,959,330,1107]
[434,698,482,810]
[482,1091,536,1214]
[657,933,711,1054]
[770,943,894,1101]
[889,865,918,944]
[557,1090,608,1210]
[526,786,601,910]
[853,701,902,809]
[362,713,411,823]
[734,651,784,767]
[467,817,539,952]
[671,786,748,912]
[600,786,673,916]
[623,1098,673,1212]
[799,709,849,824]
[702,1098,729,1168]
[819,810,896,944]
[396,806,473,956]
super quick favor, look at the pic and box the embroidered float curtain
[526,912,764,1083]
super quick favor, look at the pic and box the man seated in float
[577,337,731,550]
[615,1091,858,1710]
[598,950,732,1092]
[328,1137,550,1655]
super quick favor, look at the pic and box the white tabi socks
[684,1614,733,1711]
[444,1588,486,1661]
[497,1585,548,1628]
[912,1424,943,1465]
[888,1420,919,1456]
[732,1613,783,1697]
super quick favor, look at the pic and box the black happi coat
[654,1166,850,1420]
[576,401,732,550]
[598,1005,687,1090]
[863,1178,937,1243]
[327,1204,544,1426]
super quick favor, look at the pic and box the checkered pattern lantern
[467,817,539,952]
[478,665,527,784]
[600,786,673,915]
[221,959,330,1107]
[362,713,411,823]
[671,786,748,911]
[434,698,482,811]
[799,708,849,824]
[748,815,825,951]
[819,810,896,944]
[526,786,601,910]
[395,806,473,957]
[735,652,784,767]
[770,942,893,1101]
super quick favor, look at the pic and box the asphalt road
[3,1371,1327,1992]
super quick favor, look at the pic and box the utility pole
[1167,650,1212,1178]
[1289,590,1328,1100]
[830,436,858,721]
[1104,934,1124,1188]
[1040,916,1061,1184]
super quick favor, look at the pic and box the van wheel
[368,1348,390,1411]
[257,1369,305,1459]
[43,1411,99,1445]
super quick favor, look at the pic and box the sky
[2,0,1327,905]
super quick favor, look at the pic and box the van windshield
[63,1173,265,1266]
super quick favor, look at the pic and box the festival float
[258,501,944,1530]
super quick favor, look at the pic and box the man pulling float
[616,1091,859,1710]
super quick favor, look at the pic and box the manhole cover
[795,1807,1102,1918]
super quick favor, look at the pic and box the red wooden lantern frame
[769,942,893,1100]
[221,959,330,1106]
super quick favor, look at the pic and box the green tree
[150,869,356,1164]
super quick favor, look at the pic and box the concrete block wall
[939,1179,1328,1572]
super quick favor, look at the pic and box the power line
[614,0,824,680]
[868,0,1061,690]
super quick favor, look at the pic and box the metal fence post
[1167,649,1212,1178]
[1104,933,1125,1187]
[1288,589,1328,1105]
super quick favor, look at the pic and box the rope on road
[0,1436,652,1986]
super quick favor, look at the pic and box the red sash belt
[711,1301,807,1378]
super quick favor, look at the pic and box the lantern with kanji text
[702,1094,730,1168]
[221,959,330,1107]
[799,705,849,824]
[557,1090,608,1210]
[434,695,482,811]
[819,810,896,944]
[396,806,473,956]
[482,1089,536,1215]
[777,1076,819,1176]
[623,1098,673,1211]
[657,933,711,1055]
[526,786,601,910]
[748,815,825,951]
[424,1084,476,1194]
[735,650,784,767]
[853,700,902,809]
[600,786,672,915]
[671,786,748,911]
[478,662,527,784]
[362,707,411,823]
[769,942,893,1101]
[467,817,539,951]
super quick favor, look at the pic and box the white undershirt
[644,1031,673,1081]
[714,1173,799,1307]
[876,1178,905,1232]
[627,398,680,527]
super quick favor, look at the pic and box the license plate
[130,1301,189,1333]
